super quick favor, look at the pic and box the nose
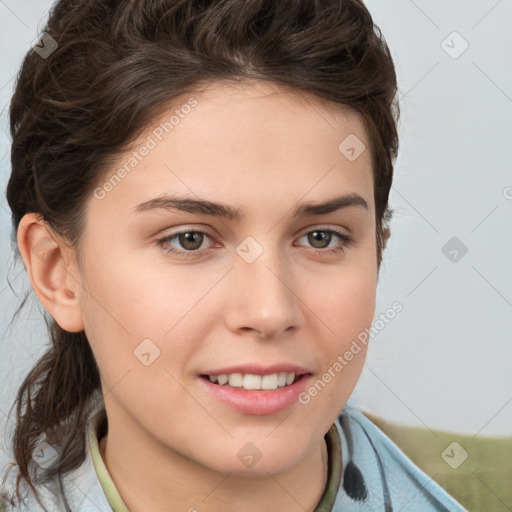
[223,244,304,340]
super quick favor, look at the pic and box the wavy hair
[2,0,399,509]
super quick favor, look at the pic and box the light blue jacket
[1,403,468,511]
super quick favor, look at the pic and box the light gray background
[1,0,511,470]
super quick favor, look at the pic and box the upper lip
[200,363,312,377]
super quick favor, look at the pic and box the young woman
[1,0,468,511]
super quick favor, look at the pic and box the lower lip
[198,375,311,416]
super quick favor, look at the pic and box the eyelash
[155,227,353,259]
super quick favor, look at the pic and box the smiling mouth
[200,372,308,391]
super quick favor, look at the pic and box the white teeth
[217,374,229,385]
[207,372,297,390]
[228,373,243,387]
[261,374,279,390]
[243,374,262,389]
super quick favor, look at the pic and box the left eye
[156,228,352,258]
[296,229,352,251]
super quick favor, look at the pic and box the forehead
[169,79,369,152]
[89,80,374,223]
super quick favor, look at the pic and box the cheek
[313,262,377,342]
[79,249,172,336]
[298,267,375,425]
[78,250,211,377]
[77,253,159,379]
[304,258,376,415]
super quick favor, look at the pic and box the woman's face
[76,80,377,475]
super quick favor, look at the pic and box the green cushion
[363,411,512,512]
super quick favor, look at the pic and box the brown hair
[2,0,399,509]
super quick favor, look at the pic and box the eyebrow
[132,193,369,221]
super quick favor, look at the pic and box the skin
[18,80,384,512]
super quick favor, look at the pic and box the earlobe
[17,213,85,333]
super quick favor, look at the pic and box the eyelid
[296,223,350,237]
[156,224,217,239]
[157,223,351,242]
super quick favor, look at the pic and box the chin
[197,439,308,477]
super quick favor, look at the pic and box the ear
[17,213,85,333]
